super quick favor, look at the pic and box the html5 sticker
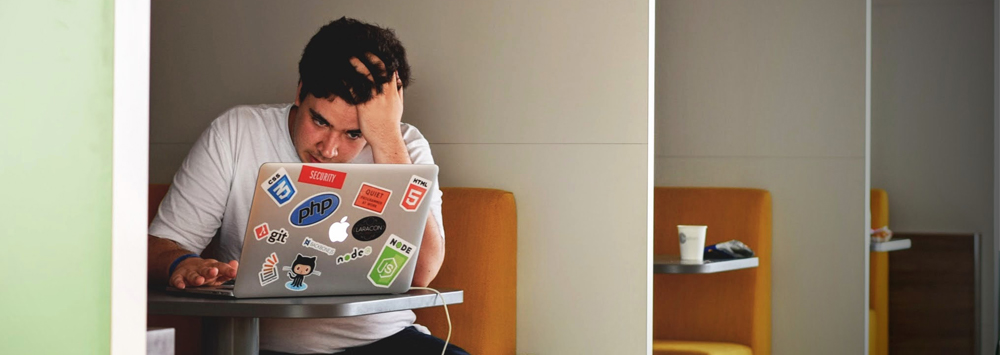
[298,165,347,189]
[253,223,270,241]
[353,183,392,215]
[400,175,431,212]
[261,167,297,207]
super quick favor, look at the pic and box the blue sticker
[289,192,341,227]
[261,168,297,207]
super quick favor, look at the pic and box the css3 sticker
[400,175,431,212]
[367,235,415,288]
[289,193,340,228]
[283,253,321,291]
[261,168,297,207]
[258,252,279,286]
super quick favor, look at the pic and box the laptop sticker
[367,235,416,288]
[254,223,270,241]
[400,175,431,212]
[328,216,350,242]
[283,254,322,291]
[302,236,337,256]
[258,252,280,286]
[336,246,374,265]
[353,183,392,215]
[352,216,387,242]
[264,228,290,245]
[261,168,297,207]
[289,192,341,228]
[298,165,347,189]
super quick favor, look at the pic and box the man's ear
[294,81,303,106]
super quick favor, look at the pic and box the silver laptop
[171,162,438,298]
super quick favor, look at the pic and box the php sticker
[283,253,322,292]
[264,228,290,245]
[261,168,297,207]
[367,235,415,288]
[400,175,431,212]
[353,183,392,215]
[352,216,387,242]
[336,246,374,265]
[302,237,337,256]
[298,165,347,189]
[253,223,270,241]
[258,252,279,286]
[289,192,340,228]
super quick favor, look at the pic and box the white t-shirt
[149,103,444,354]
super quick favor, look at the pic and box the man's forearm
[412,215,444,287]
[370,135,411,164]
[148,235,197,285]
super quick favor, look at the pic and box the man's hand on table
[170,257,239,289]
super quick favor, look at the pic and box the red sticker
[254,223,270,241]
[298,165,348,189]
[400,175,431,212]
[353,183,392,215]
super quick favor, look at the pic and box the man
[147,17,468,355]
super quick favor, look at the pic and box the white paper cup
[678,225,707,262]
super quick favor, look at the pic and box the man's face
[289,84,367,164]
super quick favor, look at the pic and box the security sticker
[261,168,297,207]
[302,236,337,256]
[367,235,416,288]
[353,183,392,215]
[283,253,322,291]
[352,216,387,242]
[400,175,431,212]
[264,227,290,245]
[258,252,280,286]
[298,165,348,189]
[336,246,374,265]
[289,192,341,228]
[254,223,270,241]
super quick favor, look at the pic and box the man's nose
[318,133,339,159]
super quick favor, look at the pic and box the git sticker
[253,223,270,241]
[264,227,290,245]
[400,175,431,212]
[367,235,416,288]
[258,253,280,286]
[298,165,347,189]
[261,168,297,207]
[353,183,392,215]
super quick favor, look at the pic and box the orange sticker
[353,183,392,215]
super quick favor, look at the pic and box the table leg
[202,317,259,355]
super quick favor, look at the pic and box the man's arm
[148,235,238,289]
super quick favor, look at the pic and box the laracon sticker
[352,216,387,242]
[336,246,374,265]
[302,237,337,256]
[400,175,431,212]
[353,183,392,215]
[261,168,297,207]
[258,252,280,286]
[298,165,348,189]
[264,227,290,245]
[328,216,350,243]
[254,223,270,241]
[289,192,341,228]
[283,253,321,292]
[367,235,416,288]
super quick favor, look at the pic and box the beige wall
[151,1,649,353]
[655,1,869,354]
[872,0,996,353]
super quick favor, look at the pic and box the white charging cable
[410,286,452,355]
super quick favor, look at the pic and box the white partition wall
[150,1,651,353]
[655,1,869,354]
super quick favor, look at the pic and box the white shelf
[871,238,911,252]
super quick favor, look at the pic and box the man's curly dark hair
[298,17,412,105]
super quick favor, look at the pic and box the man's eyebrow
[308,109,330,126]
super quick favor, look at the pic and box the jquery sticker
[400,175,431,212]
[367,235,415,288]
[353,183,392,215]
[258,252,280,286]
[261,168,297,207]
[298,165,347,189]
[352,216,387,242]
[289,192,341,228]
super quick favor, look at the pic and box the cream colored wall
[872,1,995,353]
[151,1,649,353]
[655,1,868,354]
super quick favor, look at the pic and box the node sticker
[367,235,415,288]
[261,168,297,207]
[302,237,337,256]
[352,216,387,242]
[258,252,279,286]
[353,183,392,215]
[289,192,340,228]
[253,223,270,241]
[283,254,321,292]
[336,246,374,265]
[400,175,431,212]
[298,165,348,189]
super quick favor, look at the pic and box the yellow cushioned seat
[653,340,753,355]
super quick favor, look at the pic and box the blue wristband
[168,253,200,277]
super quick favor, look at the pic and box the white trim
[111,0,150,354]
[647,0,655,354]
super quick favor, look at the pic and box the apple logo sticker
[329,216,350,243]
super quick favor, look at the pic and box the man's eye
[347,132,362,139]
[312,117,329,127]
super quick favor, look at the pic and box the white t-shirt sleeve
[401,124,445,239]
[149,115,236,254]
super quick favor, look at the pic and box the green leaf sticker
[367,234,416,288]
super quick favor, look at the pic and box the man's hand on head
[169,257,239,289]
[350,54,406,152]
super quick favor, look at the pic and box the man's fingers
[185,270,205,286]
[170,274,186,289]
